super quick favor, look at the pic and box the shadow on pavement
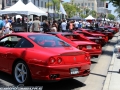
[0,71,86,90]
[90,72,106,78]
[34,79,86,90]
[0,71,17,86]
[107,41,117,46]
[108,70,119,74]
[102,50,113,56]
[91,61,98,64]
[113,36,118,38]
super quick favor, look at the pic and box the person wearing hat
[0,17,4,37]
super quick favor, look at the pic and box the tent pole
[27,15,28,32]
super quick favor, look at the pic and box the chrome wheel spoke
[16,67,21,72]
[23,71,27,75]
[17,74,22,78]
[21,75,25,82]
[22,64,24,71]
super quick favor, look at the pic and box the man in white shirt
[74,20,79,30]
[4,19,11,35]
[61,19,67,32]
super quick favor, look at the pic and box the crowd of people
[28,17,120,33]
[0,16,120,38]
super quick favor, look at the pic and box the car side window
[15,38,33,48]
[0,36,22,48]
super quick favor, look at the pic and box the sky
[63,0,117,16]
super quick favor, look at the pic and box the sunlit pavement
[103,34,120,90]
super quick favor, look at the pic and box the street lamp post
[48,0,49,20]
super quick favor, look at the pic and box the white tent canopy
[85,15,95,20]
[0,0,27,15]
[16,15,22,19]
[102,18,110,21]
[25,1,47,16]
[0,0,47,16]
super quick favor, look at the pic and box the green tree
[90,10,97,18]
[107,13,115,20]
[101,0,120,7]
[63,2,76,18]
[114,7,120,18]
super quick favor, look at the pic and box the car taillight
[49,57,56,64]
[79,46,86,50]
[85,52,91,60]
[79,46,83,49]
[76,46,80,49]
[48,57,63,65]
[106,36,108,39]
[93,46,96,49]
[97,45,101,49]
[57,57,62,64]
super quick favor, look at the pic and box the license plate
[70,68,79,75]
[87,45,92,49]
[95,40,99,42]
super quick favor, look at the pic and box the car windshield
[28,35,71,47]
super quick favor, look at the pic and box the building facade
[70,0,97,11]
[96,0,105,7]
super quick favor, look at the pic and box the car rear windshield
[28,35,71,47]
[63,35,81,41]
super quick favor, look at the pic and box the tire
[13,61,31,85]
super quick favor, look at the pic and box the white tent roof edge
[0,0,47,16]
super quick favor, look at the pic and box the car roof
[9,32,51,36]
[47,32,77,35]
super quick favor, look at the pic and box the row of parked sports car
[0,26,118,85]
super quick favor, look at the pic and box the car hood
[72,41,96,45]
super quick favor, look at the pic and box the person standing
[43,20,50,33]
[32,17,40,33]
[74,20,79,30]
[0,17,4,37]
[28,19,33,32]
[69,21,74,32]
[4,19,11,36]
[61,19,67,32]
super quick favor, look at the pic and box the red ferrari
[106,26,119,33]
[47,32,102,58]
[74,30,106,46]
[80,29,108,43]
[0,33,91,85]
[84,28,113,39]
